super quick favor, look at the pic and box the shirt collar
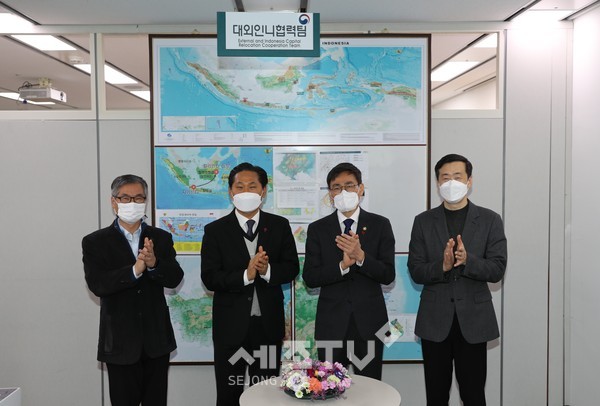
[336,206,361,226]
[113,217,145,237]
[234,209,260,230]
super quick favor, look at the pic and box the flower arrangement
[280,358,352,400]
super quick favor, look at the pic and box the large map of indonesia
[155,147,274,210]
[162,45,421,134]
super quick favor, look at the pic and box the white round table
[240,375,401,405]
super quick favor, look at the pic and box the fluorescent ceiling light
[11,35,76,51]
[104,65,137,84]
[26,100,55,105]
[73,64,92,74]
[0,92,54,105]
[74,64,138,85]
[0,13,34,31]
[474,33,498,48]
[0,92,20,101]
[432,61,479,82]
[130,90,151,102]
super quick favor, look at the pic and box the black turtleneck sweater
[444,201,469,280]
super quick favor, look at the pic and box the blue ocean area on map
[382,255,423,360]
[159,45,422,133]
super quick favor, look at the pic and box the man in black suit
[303,162,395,380]
[408,154,507,406]
[201,162,299,406]
[82,174,184,406]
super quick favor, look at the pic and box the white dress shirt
[234,210,271,285]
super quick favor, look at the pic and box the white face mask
[333,190,360,213]
[117,202,147,224]
[232,192,263,213]
[439,180,469,204]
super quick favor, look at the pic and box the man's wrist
[244,269,255,285]
[357,250,365,263]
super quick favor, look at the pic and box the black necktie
[343,218,354,235]
[245,219,256,240]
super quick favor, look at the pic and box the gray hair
[110,174,148,197]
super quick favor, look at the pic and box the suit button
[248,297,252,301]
[450,298,455,302]
[137,290,142,294]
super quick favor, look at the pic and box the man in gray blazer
[408,154,507,406]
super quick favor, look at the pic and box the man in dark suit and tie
[303,162,395,380]
[82,174,184,406]
[201,162,299,406]
[408,154,507,406]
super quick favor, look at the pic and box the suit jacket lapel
[460,202,479,248]
[109,219,138,262]
[138,222,150,251]
[256,210,270,248]
[432,204,450,246]
[225,210,252,260]
[326,211,342,238]
[356,209,371,250]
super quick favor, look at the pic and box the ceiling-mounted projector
[19,87,67,103]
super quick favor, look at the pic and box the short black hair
[434,154,473,180]
[326,162,362,187]
[110,174,148,197]
[228,162,268,188]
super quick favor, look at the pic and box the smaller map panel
[155,146,274,210]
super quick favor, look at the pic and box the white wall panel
[570,7,600,405]
[503,26,570,405]
[0,120,101,406]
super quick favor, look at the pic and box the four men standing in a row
[83,153,506,406]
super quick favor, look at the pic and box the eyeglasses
[114,195,146,203]
[329,184,359,194]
